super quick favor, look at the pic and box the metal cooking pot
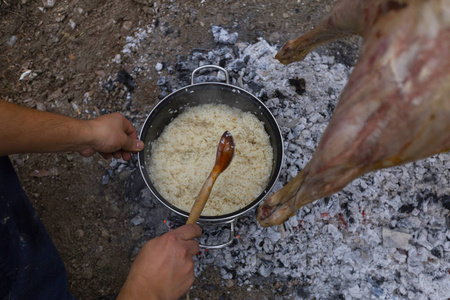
[138,65,283,248]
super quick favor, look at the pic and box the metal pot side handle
[191,65,230,85]
[199,218,236,249]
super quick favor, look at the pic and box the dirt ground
[0,0,357,298]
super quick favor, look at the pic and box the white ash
[114,26,450,299]
[212,26,239,45]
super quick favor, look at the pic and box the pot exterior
[138,82,283,224]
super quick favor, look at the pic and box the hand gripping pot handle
[191,65,230,85]
[199,219,236,249]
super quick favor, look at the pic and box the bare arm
[0,99,143,160]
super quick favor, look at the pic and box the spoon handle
[186,172,218,224]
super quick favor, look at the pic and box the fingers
[122,151,132,161]
[122,137,144,153]
[118,114,144,152]
[173,224,203,240]
[185,239,200,256]
[88,113,144,160]
[100,152,113,160]
[120,113,139,139]
[113,151,122,159]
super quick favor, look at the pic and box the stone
[7,36,18,47]
[69,19,76,29]
[155,62,163,71]
[122,21,133,31]
[131,225,144,241]
[75,229,84,238]
[102,174,109,185]
[131,215,144,226]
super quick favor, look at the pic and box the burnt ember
[116,69,136,92]
[288,78,306,95]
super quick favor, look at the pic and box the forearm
[0,99,93,156]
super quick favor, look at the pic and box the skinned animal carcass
[257,0,450,227]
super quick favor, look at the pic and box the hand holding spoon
[186,131,235,224]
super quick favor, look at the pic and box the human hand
[117,224,202,300]
[78,113,143,161]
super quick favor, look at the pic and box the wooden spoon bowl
[186,131,235,224]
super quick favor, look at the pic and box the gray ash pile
[107,25,450,299]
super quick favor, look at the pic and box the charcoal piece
[415,189,436,207]
[371,276,386,285]
[201,284,218,291]
[340,202,352,218]
[166,213,185,227]
[116,69,136,92]
[164,27,174,36]
[233,45,240,58]
[288,77,306,95]
[176,54,187,61]
[222,267,236,279]
[197,68,211,76]
[229,59,245,72]
[431,247,443,259]
[194,75,220,83]
[175,61,187,71]
[327,102,336,115]
[185,62,198,72]
[439,195,450,210]
[177,72,190,85]
[273,89,287,99]
[191,48,208,53]
[247,81,263,93]
[104,79,115,91]
[125,100,132,111]
[398,204,414,213]
[295,285,309,298]
[260,92,269,102]
[219,57,226,68]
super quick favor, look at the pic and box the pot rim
[138,80,284,223]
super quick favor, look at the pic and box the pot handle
[191,65,230,85]
[199,218,236,249]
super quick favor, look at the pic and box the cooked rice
[148,103,273,216]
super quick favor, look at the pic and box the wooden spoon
[186,131,235,224]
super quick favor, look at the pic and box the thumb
[123,137,144,152]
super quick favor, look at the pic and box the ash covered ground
[117,26,450,299]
